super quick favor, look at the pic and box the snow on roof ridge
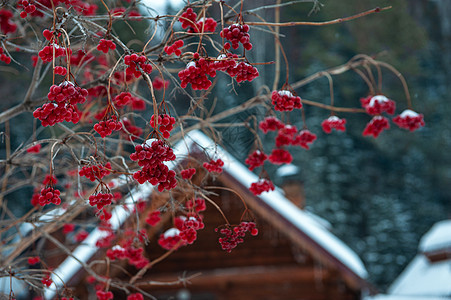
[180,130,368,279]
[419,219,451,253]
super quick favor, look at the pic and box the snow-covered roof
[419,220,451,253]
[387,255,451,297]
[385,221,451,298]
[44,130,367,299]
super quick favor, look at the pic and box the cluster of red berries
[216,221,258,252]
[158,228,186,250]
[179,8,197,29]
[203,158,224,173]
[221,24,252,50]
[79,162,111,182]
[363,116,390,138]
[0,9,17,34]
[74,230,88,242]
[164,40,184,56]
[114,92,132,106]
[150,114,176,139]
[94,116,123,138]
[124,54,152,78]
[42,275,53,287]
[175,214,205,244]
[96,290,113,300]
[33,103,80,127]
[38,44,69,62]
[245,150,267,171]
[127,293,144,300]
[89,192,113,210]
[181,167,196,180]
[179,8,217,33]
[47,82,88,104]
[97,39,116,53]
[145,210,161,226]
[152,76,170,90]
[393,109,425,131]
[259,116,285,133]
[0,47,11,64]
[54,66,67,76]
[213,53,239,73]
[178,56,216,90]
[296,130,317,150]
[271,90,302,111]
[191,17,217,33]
[33,102,80,126]
[179,53,259,90]
[130,140,177,192]
[18,0,36,18]
[321,116,347,133]
[186,197,206,212]
[28,256,40,265]
[106,245,149,268]
[276,125,317,149]
[249,179,275,196]
[268,148,293,165]
[360,95,396,115]
[228,61,259,83]
[38,186,61,206]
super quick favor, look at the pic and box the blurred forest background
[1,0,450,292]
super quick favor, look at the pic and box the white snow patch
[369,95,389,106]
[164,228,180,238]
[278,90,293,97]
[388,254,451,297]
[419,220,451,253]
[186,61,196,68]
[144,138,158,147]
[275,164,299,178]
[327,116,340,121]
[399,109,419,118]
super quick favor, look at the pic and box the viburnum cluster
[361,95,396,115]
[245,150,267,171]
[181,167,196,180]
[79,162,112,182]
[179,8,217,33]
[17,0,37,18]
[216,222,258,253]
[89,192,113,210]
[249,179,275,196]
[97,39,116,53]
[363,116,390,138]
[38,186,61,206]
[158,214,205,249]
[106,244,149,268]
[33,81,88,126]
[124,54,152,78]
[164,40,184,56]
[321,116,347,133]
[130,140,177,191]
[271,90,302,111]
[0,8,17,34]
[0,47,11,64]
[150,114,176,138]
[145,210,161,226]
[393,109,425,131]
[178,52,259,90]
[203,158,224,173]
[94,115,123,138]
[221,24,252,50]
[54,66,67,76]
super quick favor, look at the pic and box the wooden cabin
[42,130,370,300]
